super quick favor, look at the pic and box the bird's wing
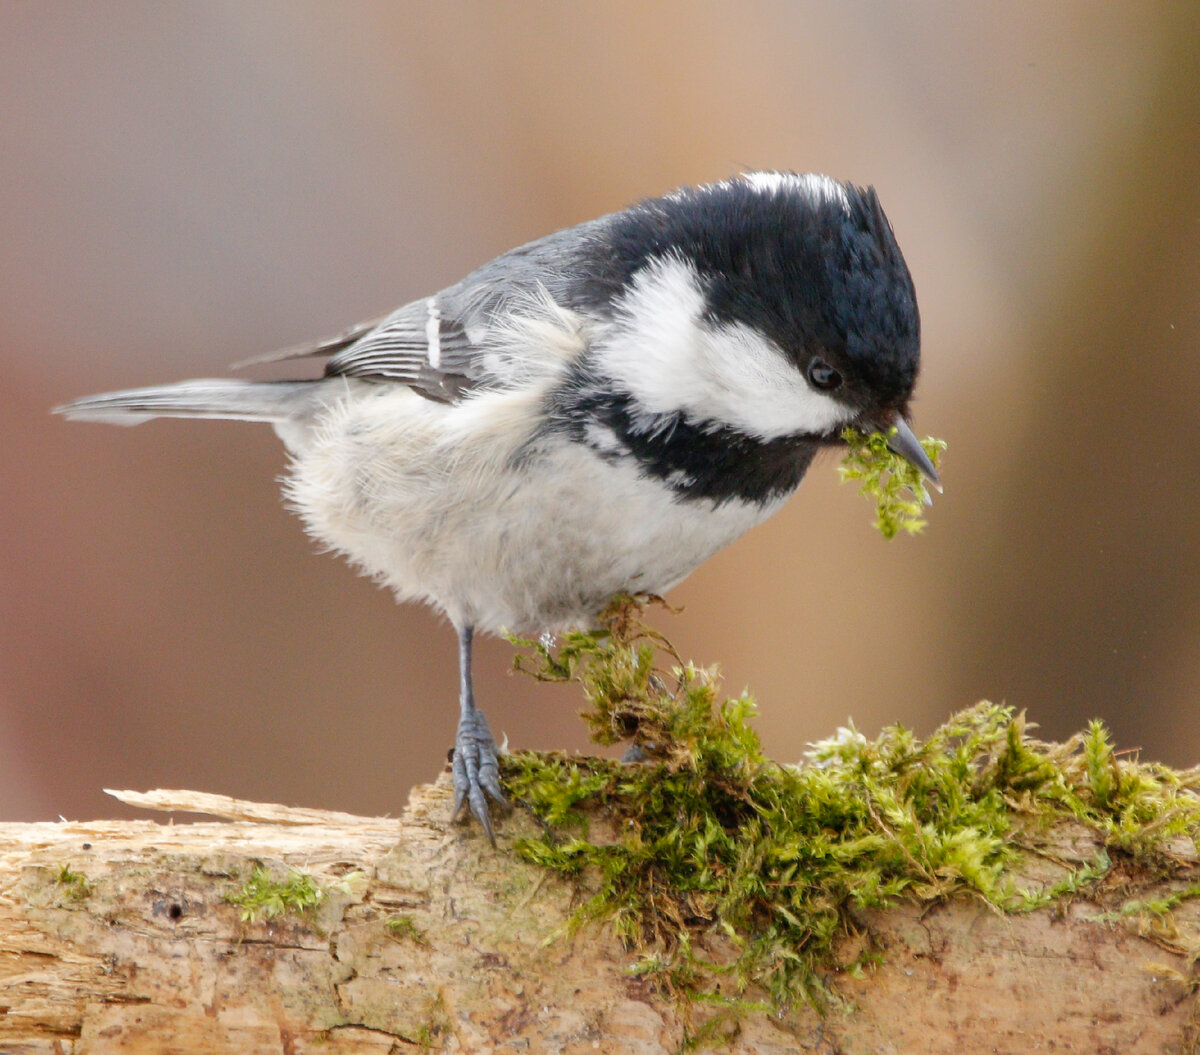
[230,296,491,405]
[234,219,609,404]
[308,275,601,407]
[322,297,486,404]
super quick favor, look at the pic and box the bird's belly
[451,445,783,632]
[287,388,787,633]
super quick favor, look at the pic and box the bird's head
[591,171,937,486]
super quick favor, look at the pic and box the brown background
[2,3,1199,822]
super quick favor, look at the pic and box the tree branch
[0,777,1197,1053]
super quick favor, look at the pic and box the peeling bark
[0,777,1197,1053]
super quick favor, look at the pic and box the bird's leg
[450,624,508,843]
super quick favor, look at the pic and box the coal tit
[57,172,937,842]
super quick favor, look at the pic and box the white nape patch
[600,255,853,440]
[741,171,850,211]
[425,299,441,368]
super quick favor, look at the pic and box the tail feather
[54,379,317,426]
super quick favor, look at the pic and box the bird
[56,171,937,843]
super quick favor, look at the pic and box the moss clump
[54,864,93,901]
[503,597,1200,1018]
[226,864,325,923]
[839,427,946,538]
[384,914,429,945]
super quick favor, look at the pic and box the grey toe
[451,708,508,844]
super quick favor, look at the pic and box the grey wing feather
[323,298,483,404]
[231,315,390,369]
[228,298,484,405]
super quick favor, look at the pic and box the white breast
[285,382,784,634]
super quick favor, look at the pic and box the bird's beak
[885,414,941,492]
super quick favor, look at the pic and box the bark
[0,777,1197,1054]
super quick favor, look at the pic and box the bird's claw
[451,708,508,844]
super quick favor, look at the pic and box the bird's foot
[451,707,509,844]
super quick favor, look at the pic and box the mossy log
[0,777,1198,1054]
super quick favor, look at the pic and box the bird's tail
[54,379,318,426]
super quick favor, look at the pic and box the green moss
[226,864,325,923]
[410,993,450,1049]
[54,864,93,901]
[503,597,1200,1020]
[838,427,946,538]
[384,914,429,946]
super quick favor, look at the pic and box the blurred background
[2,3,1198,822]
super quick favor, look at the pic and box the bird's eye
[807,358,842,391]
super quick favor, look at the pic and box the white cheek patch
[600,255,853,440]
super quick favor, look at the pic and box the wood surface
[0,777,1197,1053]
